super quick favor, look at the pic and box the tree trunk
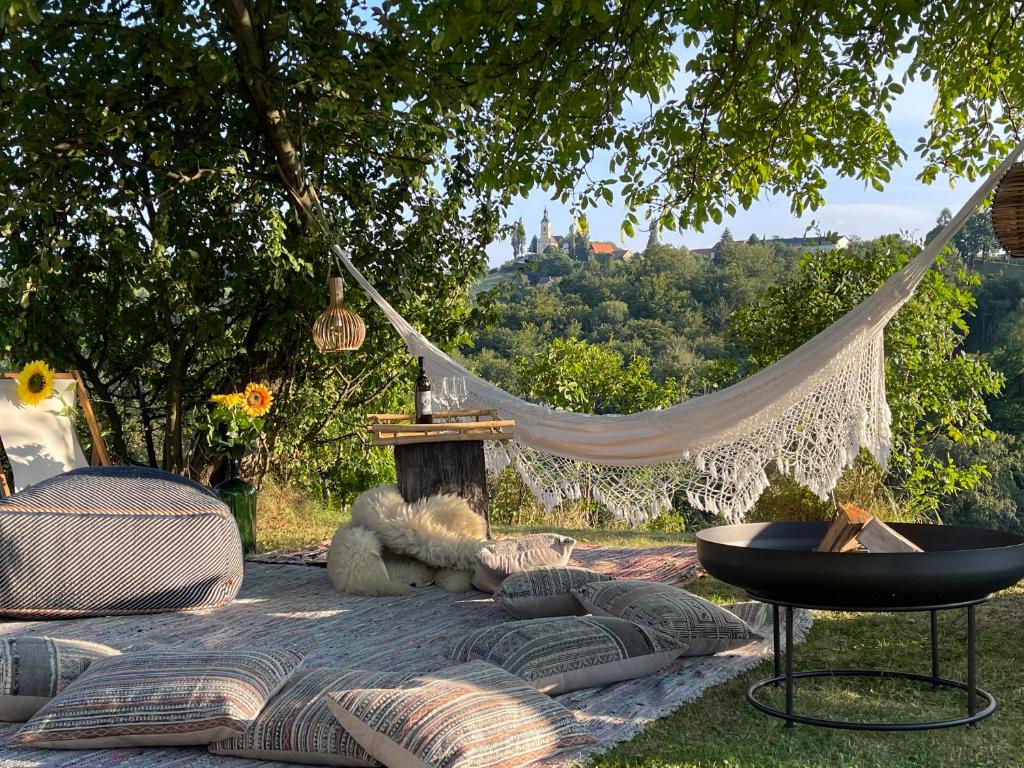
[165,341,186,473]
[394,441,490,538]
[135,377,158,468]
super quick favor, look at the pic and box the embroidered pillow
[450,616,686,695]
[210,667,411,767]
[325,661,595,768]
[493,566,613,618]
[0,637,120,722]
[573,580,759,656]
[13,648,303,748]
[473,534,576,593]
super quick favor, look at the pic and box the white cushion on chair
[0,378,87,492]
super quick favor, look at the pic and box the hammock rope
[325,143,1024,523]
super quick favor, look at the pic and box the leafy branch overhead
[213,0,1024,232]
[7,1,1023,238]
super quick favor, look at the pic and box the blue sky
[486,72,977,267]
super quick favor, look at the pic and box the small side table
[747,595,997,731]
[368,410,515,538]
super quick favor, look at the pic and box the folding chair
[0,371,110,496]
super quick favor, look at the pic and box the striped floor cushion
[573,579,760,656]
[0,466,243,618]
[493,566,613,618]
[0,637,120,722]
[12,647,303,748]
[210,667,411,766]
[450,616,686,695]
[326,661,595,768]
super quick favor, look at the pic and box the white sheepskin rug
[328,485,486,597]
[350,485,486,570]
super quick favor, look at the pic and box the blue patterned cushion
[493,566,613,618]
[573,580,759,655]
[450,615,685,694]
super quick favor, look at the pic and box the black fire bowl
[696,521,1024,609]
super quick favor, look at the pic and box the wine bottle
[415,356,433,424]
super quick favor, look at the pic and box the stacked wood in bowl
[816,504,923,553]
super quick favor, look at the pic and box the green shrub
[747,476,834,523]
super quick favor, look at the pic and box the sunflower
[17,360,55,407]
[242,383,273,417]
[211,393,245,409]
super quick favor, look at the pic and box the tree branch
[220,0,319,231]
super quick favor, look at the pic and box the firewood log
[816,504,873,552]
[815,503,923,553]
[855,517,923,553]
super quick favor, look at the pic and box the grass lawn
[258,505,1024,768]
[598,578,1024,768]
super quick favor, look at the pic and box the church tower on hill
[537,206,553,253]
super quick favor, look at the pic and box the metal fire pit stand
[747,595,997,731]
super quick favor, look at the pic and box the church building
[529,207,633,261]
[535,206,560,254]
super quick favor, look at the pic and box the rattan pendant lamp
[992,162,1024,258]
[312,272,366,352]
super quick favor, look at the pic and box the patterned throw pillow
[450,616,686,695]
[473,534,576,593]
[210,667,411,767]
[0,637,120,723]
[573,580,760,656]
[494,567,613,619]
[13,648,303,748]
[325,661,595,768]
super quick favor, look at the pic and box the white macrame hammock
[331,143,1023,524]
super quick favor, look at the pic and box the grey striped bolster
[0,467,244,618]
[0,637,121,723]
[1,637,119,698]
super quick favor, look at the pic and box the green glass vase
[215,458,257,555]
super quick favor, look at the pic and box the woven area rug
[0,549,812,767]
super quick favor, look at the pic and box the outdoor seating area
[0,537,810,767]
[0,374,810,765]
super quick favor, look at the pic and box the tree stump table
[368,410,515,538]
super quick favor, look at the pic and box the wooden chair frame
[0,371,111,496]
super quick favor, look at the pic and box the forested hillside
[471,235,801,402]
[465,229,1024,531]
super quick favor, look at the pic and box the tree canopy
[0,0,509,487]
[380,0,1023,235]
[3,0,1023,502]
[927,209,1001,267]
